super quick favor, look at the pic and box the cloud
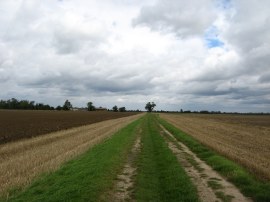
[133,0,217,37]
[222,0,270,75]
[0,0,269,112]
[51,13,107,54]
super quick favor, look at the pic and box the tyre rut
[160,125,252,202]
[109,129,142,201]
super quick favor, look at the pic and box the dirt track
[0,114,143,197]
[160,113,270,180]
[110,130,142,201]
[161,125,251,202]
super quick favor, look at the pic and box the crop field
[0,114,143,198]
[1,113,269,202]
[160,113,270,181]
[0,110,139,144]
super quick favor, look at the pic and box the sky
[0,0,270,112]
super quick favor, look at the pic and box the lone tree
[145,102,156,112]
[112,105,118,112]
[87,102,95,111]
[63,100,72,110]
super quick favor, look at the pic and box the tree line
[0,98,54,110]
[0,98,145,112]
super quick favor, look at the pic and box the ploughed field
[0,110,139,144]
[160,113,270,180]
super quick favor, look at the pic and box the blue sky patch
[204,25,225,48]
[207,38,224,48]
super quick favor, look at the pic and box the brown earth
[0,114,143,198]
[160,113,270,180]
[0,110,139,144]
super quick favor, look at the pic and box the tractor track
[160,125,252,202]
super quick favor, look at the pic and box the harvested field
[0,110,139,144]
[160,113,270,180]
[0,114,143,197]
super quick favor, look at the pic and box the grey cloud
[243,99,270,105]
[133,0,216,37]
[223,0,270,76]
[225,0,270,53]
[52,33,81,54]
[51,23,106,55]
[1,0,270,112]
[178,81,237,96]
[259,72,270,83]
[21,69,153,96]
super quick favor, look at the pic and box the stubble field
[0,110,139,144]
[160,113,270,180]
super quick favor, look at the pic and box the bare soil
[0,110,140,144]
[160,113,270,180]
[160,125,252,202]
[0,114,143,197]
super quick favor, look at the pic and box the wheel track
[160,125,252,202]
[109,129,142,202]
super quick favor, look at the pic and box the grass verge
[159,117,270,202]
[135,114,199,202]
[3,117,143,202]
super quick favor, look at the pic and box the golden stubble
[0,114,143,197]
[160,114,270,180]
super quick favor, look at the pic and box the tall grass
[3,118,143,202]
[135,114,199,202]
[159,117,270,202]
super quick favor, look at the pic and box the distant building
[95,107,107,111]
[71,107,87,111]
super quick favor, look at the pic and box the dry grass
[0,114,143,197]
[160,113,270,180]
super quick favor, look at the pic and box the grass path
[134,114,199,202]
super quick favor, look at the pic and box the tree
[119,107,126,112]
[56,105,62,110]
[145,102,156,112]
[112,105,118,112]
[87,102,95,111]
[63,100,72,110]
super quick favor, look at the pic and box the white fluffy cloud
[0,0,269,112]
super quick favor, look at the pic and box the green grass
[135,114,199,202]
[215,191,234,202]
[4,118,143,202]
[159,117,270,202]
[207,180,223,190]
